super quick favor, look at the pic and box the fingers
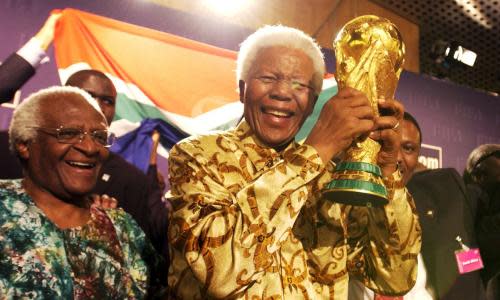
[378,98,404,120]
[304,87,376,163]
[372,115,399,131]
[372,99,404,176]
[336,87,373,109]
[91,194,118,209]
[36,12,62,50]
[89,194,101,207]
[152,130,160,143]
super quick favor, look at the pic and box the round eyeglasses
[31,126,115,147]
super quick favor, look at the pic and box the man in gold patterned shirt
[167,25,421,299]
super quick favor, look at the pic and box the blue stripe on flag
[110,118,187,173]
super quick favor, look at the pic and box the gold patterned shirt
[167,121,421,299]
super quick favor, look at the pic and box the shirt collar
[234,121,297,172]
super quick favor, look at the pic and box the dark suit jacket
[472,183,500,299]
[0,54,35,178]
[94,153,166,249]
[408,168,486,299]
[0,53,35,102]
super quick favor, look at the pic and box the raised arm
[0,13,61,102]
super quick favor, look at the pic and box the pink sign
[455,248,484,274]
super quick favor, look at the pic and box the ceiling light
[454,0,492,29]
[453,46,477,67]
[431,40,477,67]
[203,0,249,16]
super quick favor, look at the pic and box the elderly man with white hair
[167,25,421,299]
[0,86,161,298]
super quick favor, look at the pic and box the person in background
[349,112,486,299]
[0,86,161,298]
[467,144,500,300]
[0,13,170,272]
[148,130,167,194]
[146,129,170,265]
[0,14,61,179]
[0,13,61,102]
[167,25,420,299]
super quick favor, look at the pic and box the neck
[22,177,91,229]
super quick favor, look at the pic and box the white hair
[9,85,106,153]
[236,25,325,95]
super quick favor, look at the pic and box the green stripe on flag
[113,93,169,123]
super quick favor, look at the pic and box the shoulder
[408,168,463,191]
[104,208,147,242]
[170,130,240,161]
[0,179,24,194]
[0,179,31,219]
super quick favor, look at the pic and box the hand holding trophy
[322,15,405,207]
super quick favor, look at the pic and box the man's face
[475,152,500,191]
[239,46,316,150]
[70,75,117,125]
[397,119,421,184]
[24,95,108,199]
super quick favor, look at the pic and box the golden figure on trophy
[323,15,405,206]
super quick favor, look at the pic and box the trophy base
[322,188,388,207]
[324,162,389,207]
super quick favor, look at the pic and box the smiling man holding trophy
[167,17,420,299]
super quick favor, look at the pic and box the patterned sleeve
[327,171,421,296]
[106,208,166,298]
[167,137,324,298]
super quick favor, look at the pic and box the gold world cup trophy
[323,15,405,207]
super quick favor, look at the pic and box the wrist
[381,163,398,177]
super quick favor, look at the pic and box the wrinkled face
[239,46,316,150]
[397,119,421,184]
[23,95,108,200]
[70,75,117,124]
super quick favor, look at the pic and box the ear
[16,142,30,160]
[238,80,246,104]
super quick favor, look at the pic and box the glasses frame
[30,126,115,148]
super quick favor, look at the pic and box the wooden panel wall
[150,0,419,72]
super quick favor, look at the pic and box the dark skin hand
[370,98,404,177]
[90,194,118,209]
[305,87,403,177]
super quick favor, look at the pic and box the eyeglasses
[253,75,314,95]
[31,126,115,147]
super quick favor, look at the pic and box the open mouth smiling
[262,107,294,118]
[66,161,96,169]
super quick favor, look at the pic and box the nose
[269,79,293,101]
[73,133,101,156]
[397,148,404,166]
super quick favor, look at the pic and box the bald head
[65,70,117,124]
